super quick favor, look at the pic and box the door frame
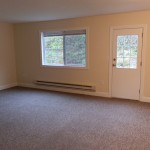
[109,25,147,101]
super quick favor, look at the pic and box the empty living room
[1,0,150,149]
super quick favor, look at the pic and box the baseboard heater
[34,80,96,91]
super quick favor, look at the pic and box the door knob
[112,64,116,67]
[113,58,116,61]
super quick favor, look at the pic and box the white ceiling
[0,0,150,23]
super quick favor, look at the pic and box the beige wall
[14,10,150,97]
[0,23,17,88]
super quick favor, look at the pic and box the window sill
[41,64,88,69]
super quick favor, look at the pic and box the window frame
[40,28,89,69]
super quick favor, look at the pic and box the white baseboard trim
[140,97,150,103]
[18,83,110,98]
[0,82,18,90]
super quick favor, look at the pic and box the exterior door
[112,28,143,100]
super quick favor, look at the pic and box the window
[116,35,138,69]
[41,29,87,68]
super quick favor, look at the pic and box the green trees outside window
[41,29,86,67]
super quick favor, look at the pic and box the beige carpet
[0,87,150,150]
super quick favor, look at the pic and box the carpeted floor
[0,87,150,150]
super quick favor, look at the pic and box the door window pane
[117,58,123,68]
[116,35,138,69]
[130,46,138,57]
[117,47,123,57]
[124,58,130,68]
[130,57,137,68]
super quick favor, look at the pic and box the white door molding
[109,24,147,101]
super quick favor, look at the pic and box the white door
[112,28,143,100]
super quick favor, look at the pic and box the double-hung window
[41,29,87,68]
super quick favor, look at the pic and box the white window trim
[39,27,89,70]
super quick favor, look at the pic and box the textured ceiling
[0,0,150,23]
